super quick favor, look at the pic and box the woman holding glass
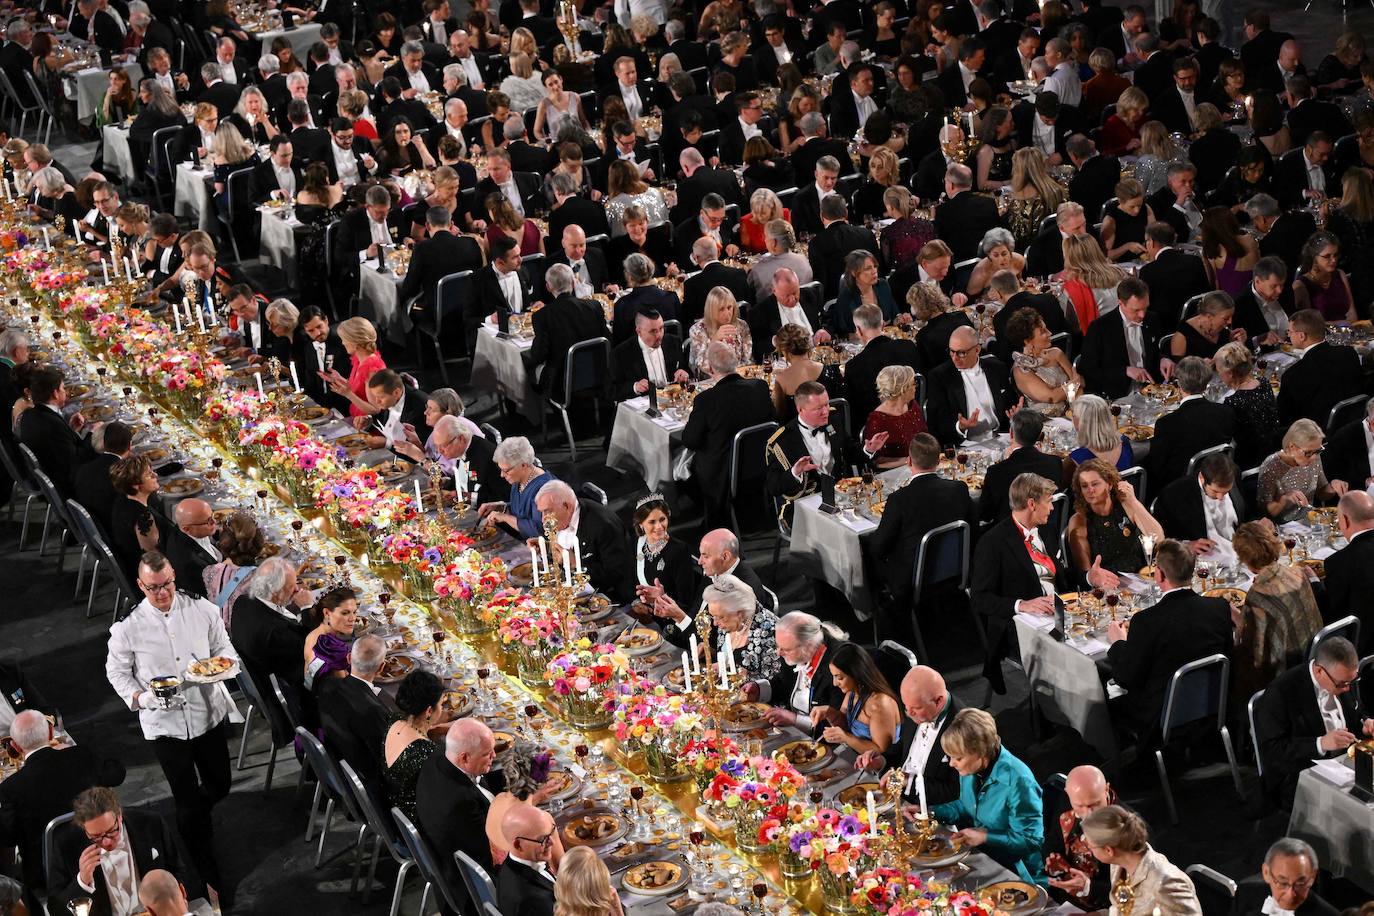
[1259,419,1348,522]
[1066,458,1162,577]
[688,288,752,376]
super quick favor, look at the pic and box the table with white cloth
[69,62,144,121]
[257,206,300,276]
[607,396,688,489]
[470,325,543,425]
[1288,760,1374,893]
[1014,615,1119,760]
[174,162,216,232]
[101,124,138,183]
[254,22,323,58]
[358,260,406,345]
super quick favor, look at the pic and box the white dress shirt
[569,259,594,297]
[1311,661,1347,754]
[1253,284,1289,336]
[427,18,448,45]
[640,339,668,385]
[957,62,976,92]
[796,420,835,477]
[332,142,361,188]
[738,116,762,142]
[82,822,140,915]
[787,646,825,714]
[508,853,554,881]
[407,66,431,93]
[771,42,792,65]
[1045,61,1082,106]
[902,703,950,795]
[272,162,296,200]
[1014,519,1058,604]
[1179,88,1198,130]
[153,71,176,98]
[219,61,237,85]
[500,177,525,216]
[380,401,406,447]
[458,55,484,90]
[445,120,470,158]
[368,216,391,249]
[499,269,523,312]
[1305,150,1327,195]
[620,82,644,121]
[957,363,999,439]
[1123,316,1145,369]
[193,534,223,562]
[311,339,328,372]
[1261,897,1294,916]
[246,317,262,352]
[852,91,877,130]
[1033,114,1056,158]
[105,593,238,741]
[1364,424,1374,481]
[1200,482,1237,543]
[778,301,813,335]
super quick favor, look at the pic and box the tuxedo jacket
[1146,187,1197,244]
[414,753,507,906]
[1011,101,1085,161]
[760,636,845,719]
[1256,660,1362,806]
[196,80,242,123]
[471,265,535,332]
[764,416,872,520]
[610,336,686,401]
[547,197,611,247]
[315,675,395,796]
[1078,308,1163,400]
[1322,419,1372,492]
[1232,875,1339,916]
[888,695,965,807]
[1105,588,1233,730]
[933,191,1004,264]
[497,857,556,916]
[1274,148,1339,210]
[681,261,750,331]
[449,434,509,505]
[398,230,485,312]
[749,293,824,362]
[229,595,306,691]
[73,452,120,535]
[1276,341,1364,428]
[1138,249,1212,332]
[991,291,1074,365]
[321,137,377,186]
[809,222,880,300]
[165,528,217,599]
[546,248,610,299]
[788,182,826,235]
[1286,99,1353,150]
[1259,210,1318,276]
[48,810,182,916]
[250,157,304,204]
[472,173,542,221]
[789,137,856,189]
[1068,155,1121,230]
[870,473,975,600]
[1233,286,1295,342]
[571,498,632,603]
[1151,476,1248,544]
[0,745,127,891]
[680,373,775,504]
[672,215,741,278]
[924,357,1014,447]
[1145,398,1236,494]
[528,295,608,395]
[1321,529,1374,654]
[334,205,403,266]
[980,448,1068,527]
[18,404,96,498]
[292,331,351,411]
[843,336,922,426]
[368,387,432,451]
[670,167,744,224]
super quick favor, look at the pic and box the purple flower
[837,815,863,837]
[423,547,443,564]
[789,831,813,853]
[723,759,747,777]
[531,752,552,783]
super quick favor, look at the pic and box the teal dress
[508,470,556,539]
[931,747,1046,886]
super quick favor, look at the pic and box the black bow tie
[806,426,825,437]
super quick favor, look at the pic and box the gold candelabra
[556,0,579,47]
[875,769,938,862]
[690,601,747,729]
[535,514,591,645]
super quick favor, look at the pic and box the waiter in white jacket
[105,550,239,897]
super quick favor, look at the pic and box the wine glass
[255,488,269,513]
[688,822,707,885]
[1196,561,1212,592]
[1104,591,1120,621]
[574,743,589,770]
[753,883,769,915]
[290,518,304,549]
[523,703,540,740]
[628,785,648,839]
[476,664,492,714]
[1284,536,1298,565]
[956,452,969,479]
[808,788,824,806]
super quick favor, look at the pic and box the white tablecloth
[174,163,216,232]
[1288,763,1374,893]
[71,62,144,121]
[607,397,687,489]
[470,327,542,425]
[257,207,299,275]
[101,124,138,183]
[255,22,323,58]
[1015,616,1119,760]
[358,262,405,345]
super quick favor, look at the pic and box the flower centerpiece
[682,735,740,795]
[545,639,631,728]
[702,752,806,853]
[433,547,507,633]
[770,804,889,890]
[494,594,568,685]
[851,868,997,916]
[613,685,705,782]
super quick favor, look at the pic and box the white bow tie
[1262,897,1294,916]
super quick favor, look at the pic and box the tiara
[635,491,667,510]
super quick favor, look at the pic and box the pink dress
[863,404,929,460]
[348,350,387,417]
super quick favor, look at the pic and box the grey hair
[1265,837,1319,870]
[777,611,825,651]
[446,717,492,759]
[218,35,237,52]
[258,54,280,74]
[624,253,655,285]
[703,573,757,617]
[286,71,309,89]
[550,171,577,196]
[665,19,685,41]
[979,227,1015,255]
[401,40,425,57]
[546,263,575,295]
[434,414,472,441]
[200,62,221,83]
[9,709,48,753]
[692,236,718,264]
[444,64,467,86]
[1030,57,1051,78]
[1244,193,1280,220]
[365,185,391,207]
[1173,356,1212,395]
[946,163,973,190]
[0,329,29,358]
[706,341,739,375]
[1166,159,1197,180]
[248,557,296,602]
[493,435,536,467]
[264,298,299,330]
[838,41,861,65]
[538,479,576,506]
[816,154,841,174]
[800,112,826,137]
[35,166,65,195]
[6,19,31,40]
[503,116,526,140]
[130,9,150,27]
[1046,36,1070,56]
[428,387,464,416]
[1073,394,1118,453]
[352,635,387,676]
[1314,636,1358,669]
[765,219,794,246]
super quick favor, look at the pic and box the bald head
[446,717,495,776]
[502,802,555,863]
[9,709,51,754]
[949,326,977,349]
[900,665,948,724]
[173,497,214,534]
[139,869,189,916]
[1338,490,1374,536]
[562,224,587,260]
[698,528,741,577]
[1065,765,1111,818]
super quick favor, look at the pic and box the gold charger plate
[1204,587,1247,606]
[370,458,413,483]
[869,500,885,517]
[910,830,971,868]
[721,701,770,731]
[541,769,584,803]
[615,627,663,656]
[560,810,628,848]
[441,690,476,719]
[778,740,832,772]
[979,880,1049,916]
[138,446,169,463]
[1300,557,1326,577]
[85,404,115,422]
[492,730,517,754]
[835,782,893,812]
[1140,383,1180,403]
[623,861,688,896]
[508,561,534,586]
[212,507,240,524]
[1119,424,1154,441]
[163,478,204,497]
[293,405,331,424]
[573,593,615,621]
[377,654,418,684]
[835,476,865,493]
[335,432,370,450]
[67,383,91,398]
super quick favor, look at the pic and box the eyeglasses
[517,831,554,849]
[948,345,978,358]
[1271,878,1314,892]
[84,817,121,844]
[1316,664,1359,690]
[139,578,176,594]
[1299,445,1325,457]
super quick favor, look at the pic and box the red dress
[486,221,542,256]
[738,208,792,253]
[1099,115,1139,157]
[348,350,387,417]
[863,403,929,460]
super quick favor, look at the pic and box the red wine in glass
[1110,403,1122,417]
[575,744,589,762]
[809,789,824,805]
[690,828,705,846]
[1090,587,1105,604]
[524,703,540,720]
[943,447,956,462]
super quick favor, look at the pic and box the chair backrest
[879,639,919,669]
[1308,614,1361,662]
[663,318,683,341]
[1185,864,1237,915]
[866,642,913,696]
[1247,688,1265,777]
[1119,465,1146,500]
[238,665,294,746]
[829,396,851,439]
[912,520,970,602]
[1327,393,1367,435]
[295,726,362,822]
[435,269,475,338]
[455,849,499,911]
[43,811,75,881]
[16,442,42,477]
[480,422,503,445]
[485,902,505,916]
[65,499,106,553]
[225,163,257,219]
[24,71,54,117]
[730,421,778,500]
[1049,331,1072,360]
[31,468,72,528]
[0,437,33,488]
[151,123,182,176]
[338,759,408,856]
[1159,653,1229,740]
[580,482,608,505]
[559,337,611,404]
[1179,292,1209,322]
[1186,442,1232,481]
[391,807,468,914]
